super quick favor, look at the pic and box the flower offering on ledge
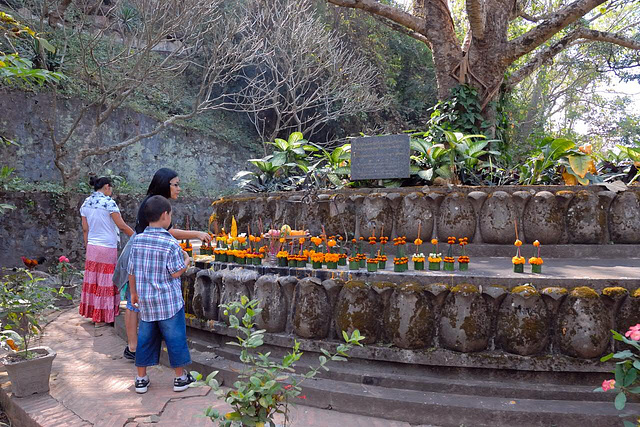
[513,239,524,273]
[366,257,378,272]
[412,253,425,271]
[325,252,340,269]
[529,240,543,273]
[458,237,469,271]
[444,236,456,271]
[428,239,441,270]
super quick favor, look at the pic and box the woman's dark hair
[146,168,178,199]
[89,176,112,191]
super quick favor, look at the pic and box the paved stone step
[193,339,611,402]
[182,345,639,427]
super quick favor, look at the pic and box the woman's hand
[196,231,212,243]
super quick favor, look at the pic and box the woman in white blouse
[79,176,134,325]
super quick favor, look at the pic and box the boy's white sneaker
[135,376,150,394]
[173,371,195,392]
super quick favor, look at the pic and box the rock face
[437,192,476,240]
[253,275,288,333]
[609,191,640,243]
[479,191,517,244]
[566,190,605,244]
[384,284,434,349]
[522,191,565,244]
[556,287,609,359]
[293,278,331,339]
[182,267,199,316]
[334,281,382,344]
[396,192,434,241]
[439,284,490,352]
[193,269,222,320]
[496,286,550,356]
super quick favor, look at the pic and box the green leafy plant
[595,324,640,427]
[192,296,365,426]
[0,269,70,358]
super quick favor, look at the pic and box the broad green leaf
[568,155,592,179]
[615,391,627,410]
[271,151,287,167]
[601,353,614,362]
[417,169,433,181]
[623,421,636,427]
[273,138,288,151]
[288,132,304,144]
[624,369,637,387]
[549,138,575,160]
[37,37,56,53]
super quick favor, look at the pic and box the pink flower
[602,379,616,392]
[59,256,70,263]
[625,324,640,341]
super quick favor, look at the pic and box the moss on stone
[451,283,479,294]
[541,287,568,295]
[344,280,368,290]
[569,286,599,299]
[602,287,628,298]
[511,284,539,297]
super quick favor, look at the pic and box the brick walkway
[1,308,429,427]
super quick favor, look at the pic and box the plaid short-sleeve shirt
[127,227,186,322]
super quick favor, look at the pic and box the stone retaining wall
[211,187,640,245]
[184,265,640,365]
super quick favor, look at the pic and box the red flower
[284,384,293,390]
[297,395,307,400]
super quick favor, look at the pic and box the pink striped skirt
[79,244,120,323]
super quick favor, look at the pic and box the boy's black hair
[143,195,172,223]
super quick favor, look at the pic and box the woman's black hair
[89,176,112,191]
[146,168,178,199]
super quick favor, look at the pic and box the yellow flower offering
[512,256,525,265]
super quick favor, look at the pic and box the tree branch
[507,27,640,89]
[326,0,428,40]
[371,14,429,45]
[507,0,607,61]
[466,0,486,39]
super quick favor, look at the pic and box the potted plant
[0,269,69,397]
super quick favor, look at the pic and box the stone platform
[174,258,640,424]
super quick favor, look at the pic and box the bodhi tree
[325,0,640,128]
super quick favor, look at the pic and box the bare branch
[326,0,427,38]
[507,0,608,61]
[371,15,429,45]
[507,26,640,89]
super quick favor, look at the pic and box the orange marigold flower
[279,237,286,243]
[327,239,337,248]
[514,239,522,247]
[533,240,540,247]
[431,239,438,245]
[414,238,423,246]
[299,238,305,244]
[512,256,525,265]
[447,237,456,244]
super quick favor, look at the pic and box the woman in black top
[135,168,211,241]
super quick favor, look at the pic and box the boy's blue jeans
[135,307,191,368]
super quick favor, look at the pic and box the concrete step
[183,344,638,427]
[196,339,611,402]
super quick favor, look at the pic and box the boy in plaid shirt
[127,195,194,393]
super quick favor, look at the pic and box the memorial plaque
[350,135,410,180]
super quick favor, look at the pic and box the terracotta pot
[4,346,56,397]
